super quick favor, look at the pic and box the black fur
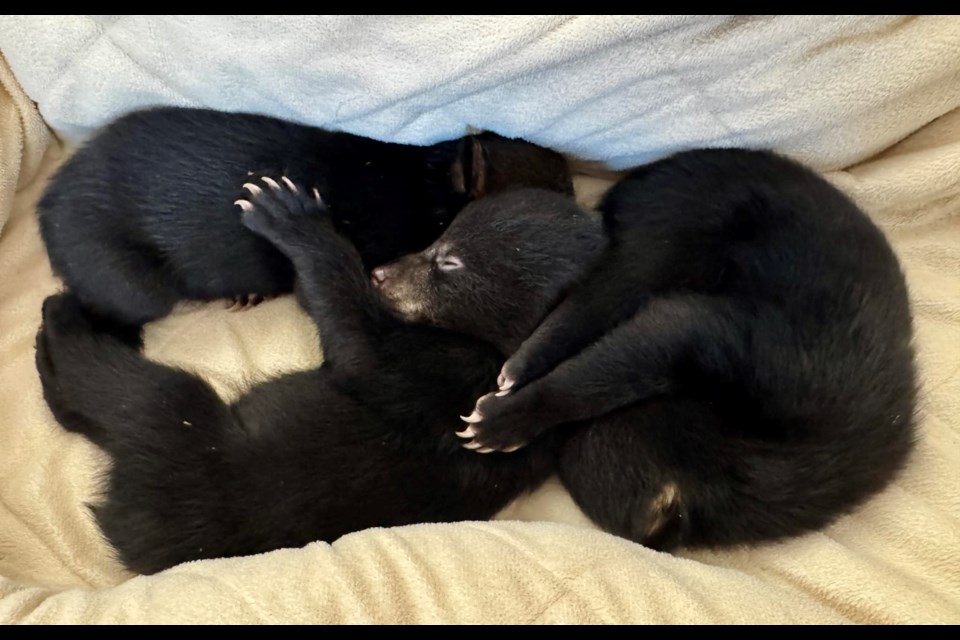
[462,149,917,549]
[38,107,572,327]
[36,185,605,575]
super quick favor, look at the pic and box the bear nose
[370,267,388,287]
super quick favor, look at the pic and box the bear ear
[448,138,468,194]
[468,136,490,199]
[448,136,491,198]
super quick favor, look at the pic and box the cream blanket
[1,16,959,623]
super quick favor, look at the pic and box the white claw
[499,376,515,392]
[502,445,523,453]
[262,176,280,190]
[461,410,483,424]
[281,176,297,192]
[462,442,483,450]
[456,427,476,438]
[476,447,495,454]
[495,389,511,397]
[313,188,323,204]
[235,199,253,212]
[243,183,262,196]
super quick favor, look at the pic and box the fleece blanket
[1,16,959,623]
[3,16,960,170]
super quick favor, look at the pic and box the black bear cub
[38,107,572,327]
[457,149,917,550]
[36,183,604,575]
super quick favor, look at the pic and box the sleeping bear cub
[38,107,572,329]
[36,183,604,575]
[458,149,917,550]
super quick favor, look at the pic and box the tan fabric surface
[0,51,49,233]
[1,47,959,625]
